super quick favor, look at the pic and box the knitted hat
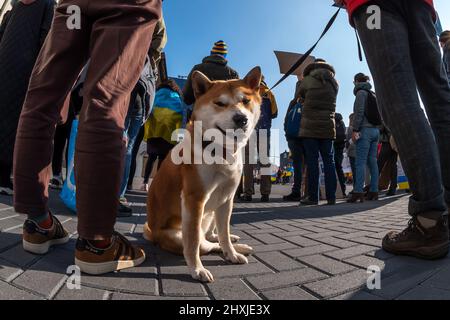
[211,40,228,58]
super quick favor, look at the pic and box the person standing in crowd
[141,79,184,192]
[118,15,167,216]
[299,59,339,206]
[334,113,348,198]
[242,78,278,203]
[346,113,357,189]
[183,40,239,107]
[378,125,398,196]
[284,80,305,202]
[0,0,55,196]
[347,73,380,203]
[440,31,450,83]
[13,0,162,274]
[338,0,450,259]
[125,16,167,193]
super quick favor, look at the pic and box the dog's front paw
[230,234,241,243]
[233,243,254,255]
[191,267,214,283]
[225,251,248,265]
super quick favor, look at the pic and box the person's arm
[149,16,167,69]
[183,68,196,106]
[352,90,368,132]
[268,91,278,119]
[39,0,56,46]
[0,10,12,44]
[444,48,450,80]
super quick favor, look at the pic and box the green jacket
[299,62,339,139]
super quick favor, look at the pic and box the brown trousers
[13,0,161,240]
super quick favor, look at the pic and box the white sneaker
[0,186,13,196]
[140,184,149,192]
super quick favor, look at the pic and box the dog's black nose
[233,113,248,129]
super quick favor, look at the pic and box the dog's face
[191,67,262,150]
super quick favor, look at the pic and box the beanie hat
[354,72,370,83]
[211,40,228,58]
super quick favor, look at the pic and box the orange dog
[144,67,262,282]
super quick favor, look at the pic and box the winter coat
[352,82,378,132]
[346,126,356,158]
[298,62,339,140]
[0,0,55,165]
[343,0,434,25]
[256,82,278,131]
[183,55,239,106]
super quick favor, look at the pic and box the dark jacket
[183,55,239,106]
[298,62,339,139]
[444,42,450,85]
[352,82,377,132]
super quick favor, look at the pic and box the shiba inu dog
[144,67,262,282]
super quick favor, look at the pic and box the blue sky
[163,0,450,162]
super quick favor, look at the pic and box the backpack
[364,90,382,126]
[284,102,302,139]
[335,120,346,144]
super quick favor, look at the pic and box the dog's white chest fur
[197,152,243,211]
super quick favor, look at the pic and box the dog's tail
[143,222,154,242]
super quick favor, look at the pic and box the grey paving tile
[0,258,22,282]
[283,244,337,258]
[0,280,42,300]
[398,285,450,300]
[55,285,109,300]
[246,268,327,291]
[303,269,369,298]
[0,244,41,267]
[298,255,356,275]
[207,278,260,300]
[262,286,318,300]
[253,251,305,272]
[324,245,377,260]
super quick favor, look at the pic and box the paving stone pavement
[1,186,450,300]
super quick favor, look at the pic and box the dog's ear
[192,71,214,99]
[243,66,262,91]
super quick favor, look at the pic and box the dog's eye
[242,98,250,105]
[215,101,226,107]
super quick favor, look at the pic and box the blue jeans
[303,138,337,202]
[119,108,144,198]
[354,127,380,193]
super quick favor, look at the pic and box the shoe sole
[0,188,13,196]
[23,235,70,255]
[383,242,449,260]
[75,253,146,275]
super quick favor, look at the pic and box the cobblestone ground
[1,185,449,300]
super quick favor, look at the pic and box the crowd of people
[0,0,449,275]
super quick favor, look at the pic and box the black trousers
[0,160,12,188]
[334,143,346,195]
[52,114,74,177]
[127,126,145,189]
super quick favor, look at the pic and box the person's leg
[302,138,320,203]
[13,1,90,218]
[287,138,303,196]
[119,101,144,198]
[243,142,255,198]
[334,145,346,195]
[377,143,389,186]
[143,153,158,184]
[74,0,161,240]
[354,3,447,216]
[388,150,399,193]
[349,156,356,188]
[52,125,67,177]
[354,1,448,259]
[127,125,145,189]
[354,128,371,193]
[259,131,271,198]
[367,129,380,193]
[0,161,13,191]
[320,139,337,202]
[407,2,450,209]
